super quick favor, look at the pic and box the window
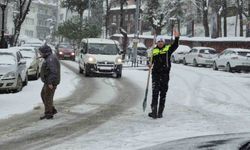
[113,15,116,22]
[125,14,129,21]
[25,30,34,37]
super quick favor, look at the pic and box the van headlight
[3,72,16,80]
[115,58,123,64]
[87,56,96,64]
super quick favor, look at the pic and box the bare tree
[222,0,227,37]
[193,0,210,37]
[12,0,32,46]
[237,0,244,36]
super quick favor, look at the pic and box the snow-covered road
[1,61,250,150]
[48,63,250,150]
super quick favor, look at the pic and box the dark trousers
[41,84,56,115]
[151,72,170,114]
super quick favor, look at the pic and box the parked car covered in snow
[0,48,28,92]
[11,47,42,80]
[55,43,75,60]
[78,38,123,78]
[213,48,250,72]
[171,45,191,63]
[183,47,218,67]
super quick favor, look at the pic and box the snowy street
[0,61,250,149]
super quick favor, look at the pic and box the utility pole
[132,0,140,67]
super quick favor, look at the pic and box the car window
[192,49,198,53]
[20,50,35,58]
[0,53,16,65]
[88,43,119,55]
[200,49,216,54]
[59,44,72,49]
[237,51,250,56]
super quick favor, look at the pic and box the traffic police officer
[148,30,180,119]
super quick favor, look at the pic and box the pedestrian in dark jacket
[39,44,60,120]
[148,30,179,119]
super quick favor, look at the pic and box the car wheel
[183,58,187,65]
[23,74,28,86]
[226,63,232,72]
[193,59,198,67]
[14,76,23,92]
[33,68,39,80]
[213,62,218,71]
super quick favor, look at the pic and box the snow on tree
[11,0,32,46]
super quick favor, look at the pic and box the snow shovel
[143,66,151,112]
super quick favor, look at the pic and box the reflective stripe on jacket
[152,45,171,56]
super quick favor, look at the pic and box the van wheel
[79,66,83,74]
[84,64,90,77]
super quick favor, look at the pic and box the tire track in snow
[0,61,142,150]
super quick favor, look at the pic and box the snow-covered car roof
[174,45,191,53]
[1,47,20,54]
[225,48,250,52]
[192,47,216,50]
[83,38,117,44]
[128,42,147,49]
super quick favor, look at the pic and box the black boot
[158,105,165,118]
[148,106,157,119]
[53,107,57,115]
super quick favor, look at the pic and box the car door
[185,49,193,63]
[218,50,230,68]
[187,49,197,63]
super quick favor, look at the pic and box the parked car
[0,48,28,92]
[56,43,75,60]
[171,45,191,63]
[78,38,123,78]
[21,43,43,49]
[11,47,41,80]
[127,42,148,59]
[183,47,218,67]
[213,48,250,72]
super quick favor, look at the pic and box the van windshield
[88,43,119,55]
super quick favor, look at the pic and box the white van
[78,38,123,78]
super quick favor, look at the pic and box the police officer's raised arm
[169,29,180,54]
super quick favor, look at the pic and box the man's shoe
[148,112,157,119]
[40,115,53,120]
[53,107,57,115]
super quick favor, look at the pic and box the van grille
[97,61,114,65]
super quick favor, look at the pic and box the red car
[56,43,75,61]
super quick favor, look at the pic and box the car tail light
[71,52,75,56]
[198,54,203,58]
[59,51,63,55]
[231,57,238,60]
